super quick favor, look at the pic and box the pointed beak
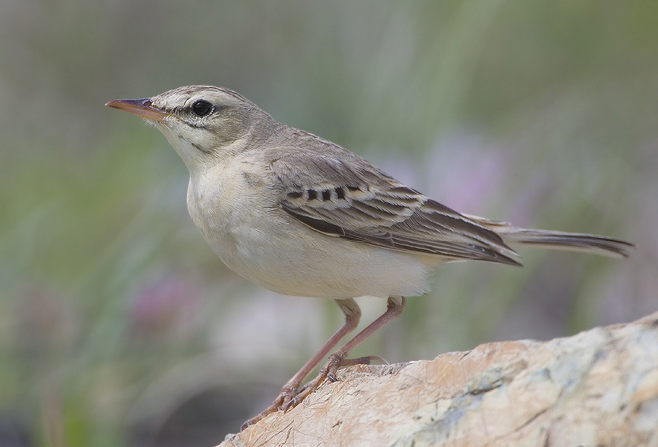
[105,98,169,122]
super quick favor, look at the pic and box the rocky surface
[219,312,658,447]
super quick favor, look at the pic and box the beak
[105,98,169,122]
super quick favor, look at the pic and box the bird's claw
[241,354,384,430]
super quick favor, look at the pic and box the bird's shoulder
[258,129,397,193]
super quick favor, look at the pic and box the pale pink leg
[282,296,406,411]
[241,298,361,429]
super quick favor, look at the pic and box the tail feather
[499,229,634,259]
[461,214,634,259]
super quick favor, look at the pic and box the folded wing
[266,147,521,266]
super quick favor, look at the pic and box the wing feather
[266,146,520,266]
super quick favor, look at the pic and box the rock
[219,312,658,447]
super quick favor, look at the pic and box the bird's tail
[463,214,634,259]
[498,228,633,258]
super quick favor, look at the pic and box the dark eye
[191,100,214,117]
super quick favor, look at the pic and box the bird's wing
[265,146,520,266]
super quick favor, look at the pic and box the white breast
[186,156,439,300]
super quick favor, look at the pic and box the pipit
[107,85,633,428]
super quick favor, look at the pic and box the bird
[106,85,633,428]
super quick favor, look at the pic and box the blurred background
[1,1,657,446]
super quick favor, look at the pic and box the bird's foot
[241,354,384,430]
[240,382,299,430]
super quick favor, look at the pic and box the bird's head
[107,85,277,172]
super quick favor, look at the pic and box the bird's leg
[284,296,406,409]
[241,298,361,429]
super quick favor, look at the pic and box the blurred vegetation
[1,1,657,446]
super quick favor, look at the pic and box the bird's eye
[191,100,214,117]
